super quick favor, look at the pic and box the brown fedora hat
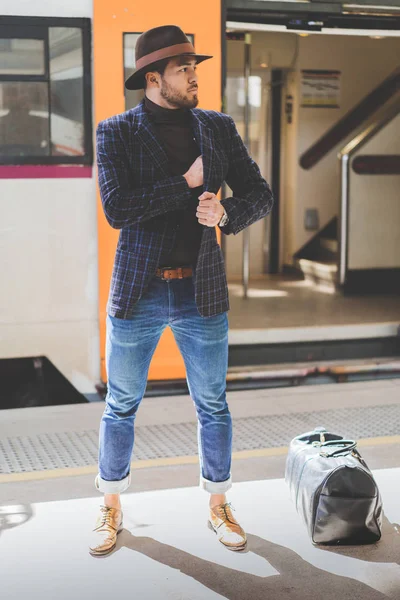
[125,25,213,90]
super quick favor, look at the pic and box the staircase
[294,218,339,292]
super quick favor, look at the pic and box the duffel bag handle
[351,446,370,470]
[296,427,343,446]
[319,439,357,457]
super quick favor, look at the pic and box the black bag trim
[311,465,382,543]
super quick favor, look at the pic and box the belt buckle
[160,266,173,281]
[158,266,187,281]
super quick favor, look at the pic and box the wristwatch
[218,207,229,227]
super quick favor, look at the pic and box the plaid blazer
[96,98,273,318]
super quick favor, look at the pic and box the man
[90,25,273,556]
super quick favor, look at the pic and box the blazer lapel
[134,100,170,177]
[191,111,216,193]
[134,100,220,192]
[190,110,223,248]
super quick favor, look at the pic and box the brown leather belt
[155,266,193,280]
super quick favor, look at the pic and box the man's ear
[146,71,159,86]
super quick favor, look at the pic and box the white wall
[348,112,400,270]
[1,0,92,17]
[0,0,98,396]
[0,177,99,395]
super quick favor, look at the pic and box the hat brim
[124,54,213,90]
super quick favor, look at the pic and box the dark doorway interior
[0,357,88,409]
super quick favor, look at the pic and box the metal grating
[1,403,400,474]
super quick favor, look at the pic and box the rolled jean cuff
[95,472,131,494]
[200,475,232,494]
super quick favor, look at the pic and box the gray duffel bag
[285,427,383,544]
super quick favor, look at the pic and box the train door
[224,21,400,329]
[93,1,223,383]
[224,32,273,288]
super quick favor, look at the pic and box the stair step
[298,258,337,277]
[226,357,400,387]
[228,357,400,378]
[296,258,338,291]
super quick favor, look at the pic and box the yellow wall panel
[93,1,222,382]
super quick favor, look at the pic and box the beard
[160,77,199,109]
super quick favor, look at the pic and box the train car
[1,0,400,407]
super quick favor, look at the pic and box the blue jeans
[95,274,232,495]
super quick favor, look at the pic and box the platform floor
[227,276,400,334]
[1,471,399,600]
[1,380,400,599]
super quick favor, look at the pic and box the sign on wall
[301,69,341,108]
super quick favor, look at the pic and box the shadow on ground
[0,504,33,537]
[111,528,397,599]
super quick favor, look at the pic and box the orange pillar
[93,1,222,383]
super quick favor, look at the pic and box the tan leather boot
[208,502,247,551]
[89,505,123,556]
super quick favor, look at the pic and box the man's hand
[196,192,224,227]
[183,156,203,188]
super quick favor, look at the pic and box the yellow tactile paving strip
[1,435,399,484]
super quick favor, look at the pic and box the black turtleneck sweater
[144,95,203,267]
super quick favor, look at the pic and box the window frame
[0,16,93,166]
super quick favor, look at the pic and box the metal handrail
[301,66,400,170]
[338,101,400,286]
[242,33,251,298]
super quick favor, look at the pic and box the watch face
[219,212,228,226]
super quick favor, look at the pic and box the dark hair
[143,57,170,89]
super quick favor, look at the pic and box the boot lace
[217,502,237,525]
[99,505,117,528]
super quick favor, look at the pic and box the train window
[0,82,50,157]
[49,28,85,157]
[0,18,92,165]
[124,34,143,111]
[124,33,195,111]
[0,38,45,76]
